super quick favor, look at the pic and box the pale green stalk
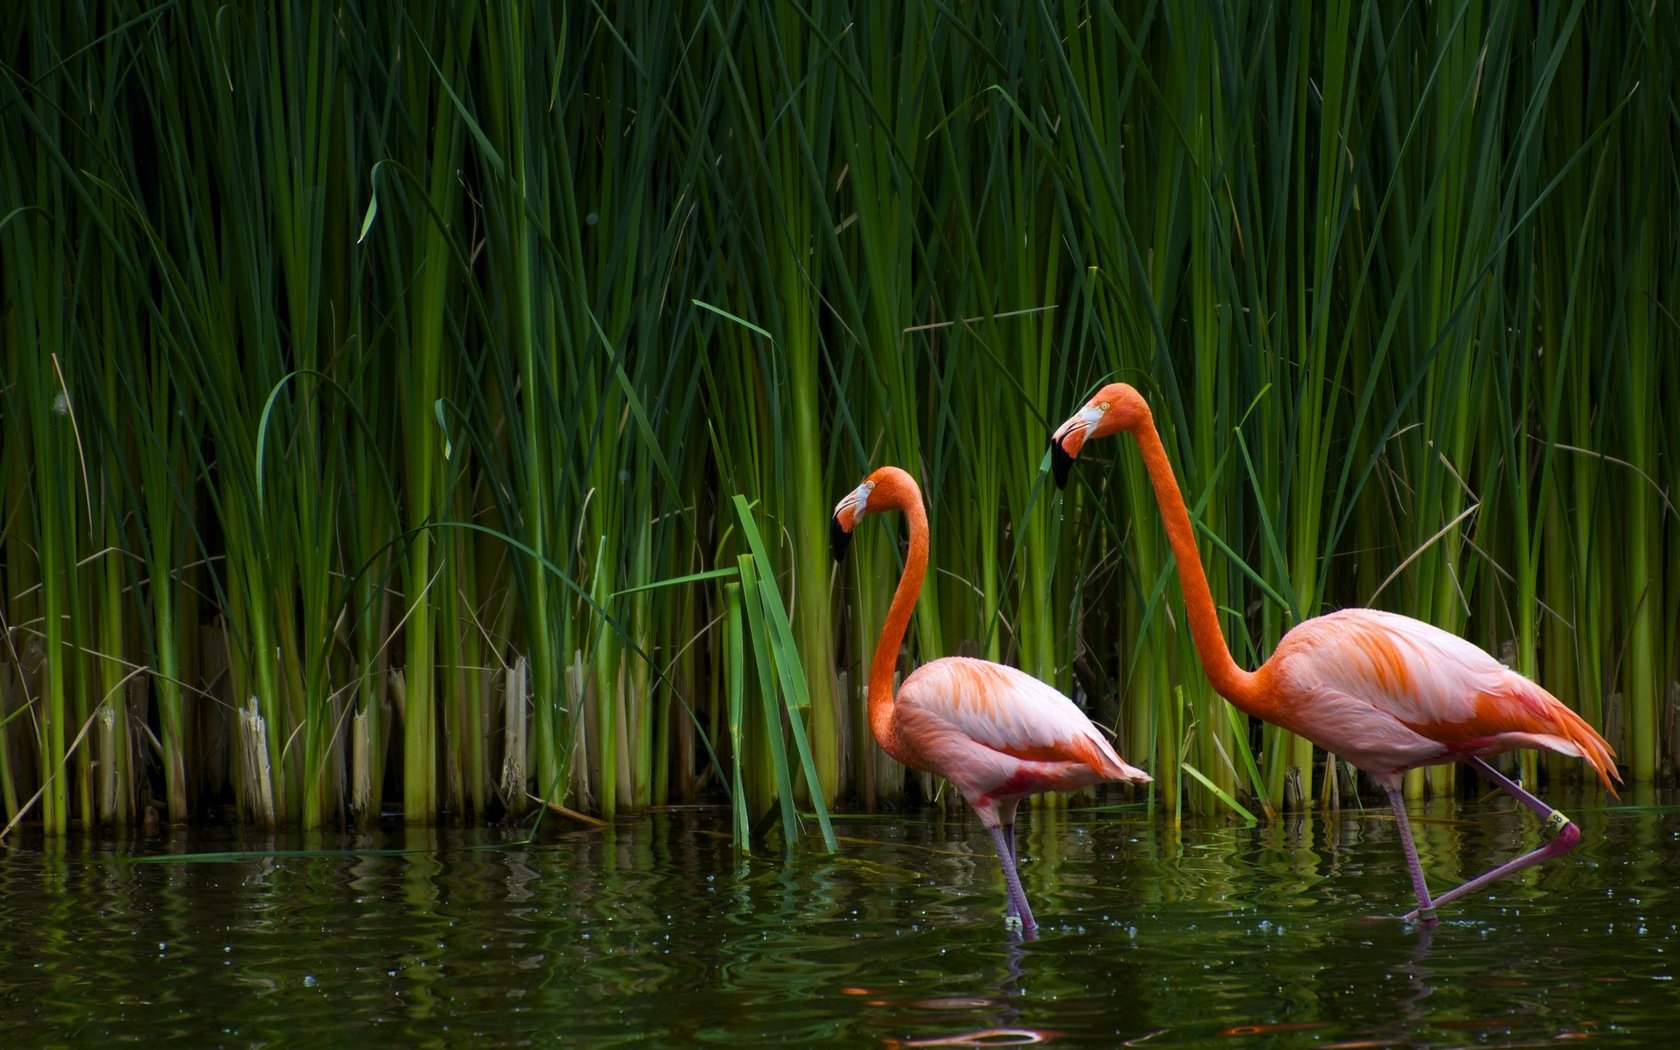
[392,7,473,824]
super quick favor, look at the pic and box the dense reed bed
[1,2,1674,836]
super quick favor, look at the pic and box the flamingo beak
[1049,405,1104,489]
[830,482,872,562]
[1049,436,1076,490]
[829,511,853,563]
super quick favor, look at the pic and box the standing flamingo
[831,466,1150,931]
[1049,383,1619,921]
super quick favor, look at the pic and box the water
[2,791,1676,1045]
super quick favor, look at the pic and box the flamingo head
[1049,382,1150,488]
[830,466,918,562]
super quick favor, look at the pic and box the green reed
[0,1,1672,839]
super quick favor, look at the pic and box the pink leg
[1383,783,1438,922]
[999,798,1021,871]
[987,824,1037,932]
[1467,755,1562,819]
[1397,757,1582,922]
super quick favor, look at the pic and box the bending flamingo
[831,466,1150,931]
[1049,383,1619,921]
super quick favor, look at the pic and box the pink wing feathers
[1278,609,1619,790]
[896,657,1149,783]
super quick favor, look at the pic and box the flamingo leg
[1397,757,1581,921]
[999,798,1022,870]
[987,824,1037,932]
[1467,755,1569,822]
[1383,783,1438,923]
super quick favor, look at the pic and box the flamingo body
[833,465,1148,931]
[891,656,1147,823]
[1263,609,1618,788]
[1050,382,1619,921]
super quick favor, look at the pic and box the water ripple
[0,794,1675,1044]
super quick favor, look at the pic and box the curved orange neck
[1129,419,1265,710]
[867,492,928,750]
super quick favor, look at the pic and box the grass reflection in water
[0,794,1672,1045]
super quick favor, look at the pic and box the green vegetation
[1,2,1673,835]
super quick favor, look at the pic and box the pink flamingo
[1050,383,1619,921]
[832,466,1150,931]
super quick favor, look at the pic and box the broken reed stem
[351,707,373,823]
[526,793,609,829]
[500,656,529,815]
[240,697,276,829]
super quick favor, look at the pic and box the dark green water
[2,790,1675,1046]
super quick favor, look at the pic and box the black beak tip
[1050,437,1074,490]
[830,514,852,563]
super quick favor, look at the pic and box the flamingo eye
[1097,401,1110,411]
